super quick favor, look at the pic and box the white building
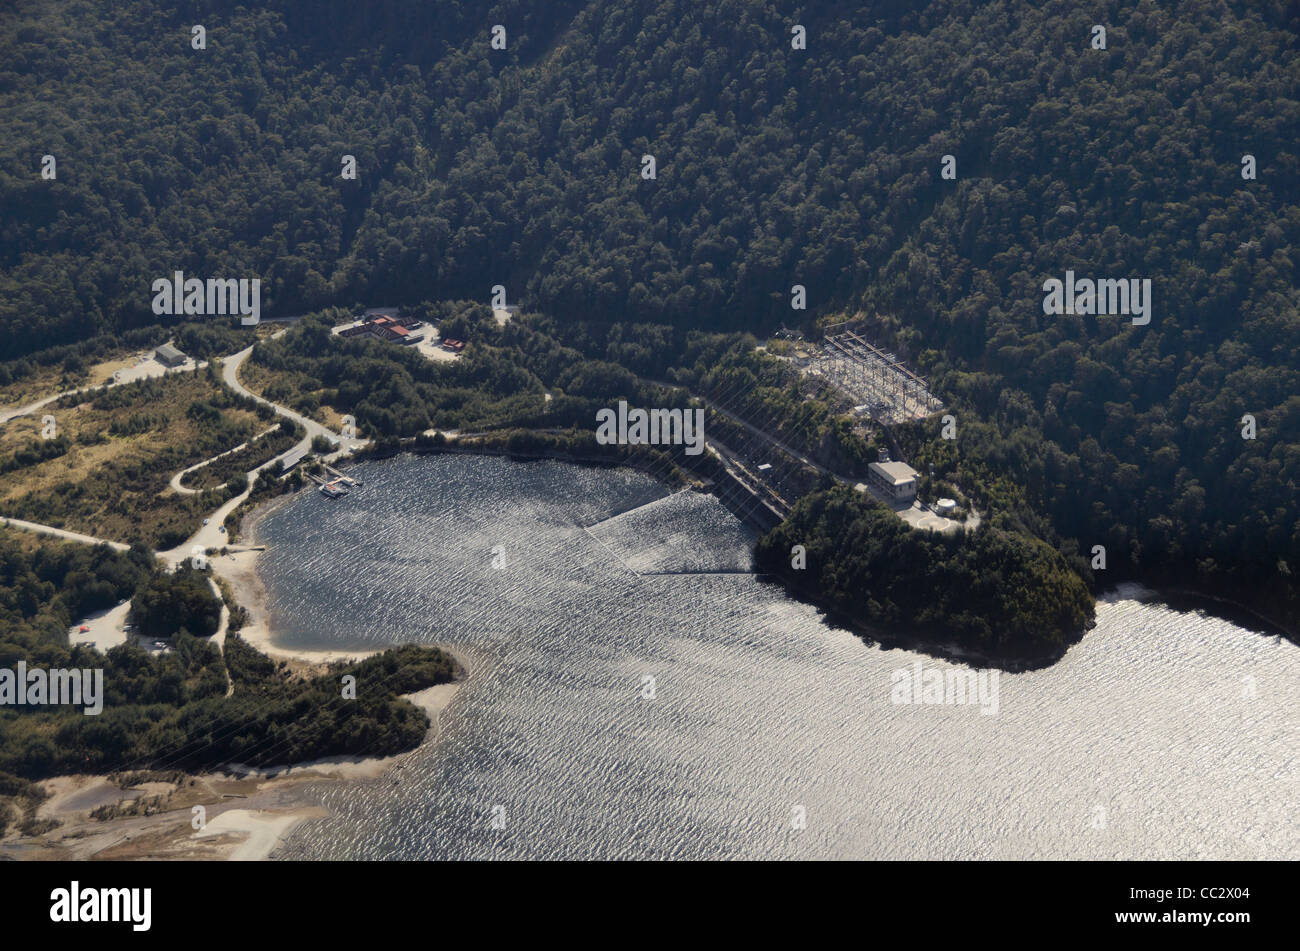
[867,459,919,502]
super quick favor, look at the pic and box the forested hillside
[2,0,1298,630]
[4,0,1294,343]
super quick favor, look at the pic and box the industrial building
[867,453,919,502]
[154,343,187,368]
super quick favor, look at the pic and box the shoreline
[0,676,462,861]
[0,491,471,862]
[10,452,1292,859]
[1109,582,1296,643]
[251,450,1295,672]
[212,495,383,665]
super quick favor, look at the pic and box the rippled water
[258,453,1298,859]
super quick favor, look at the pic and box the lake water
[257,453,1298,859]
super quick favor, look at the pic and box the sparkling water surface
[256,454,1298,859]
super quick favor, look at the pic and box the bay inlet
[249,453,1298,860]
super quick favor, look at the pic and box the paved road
[3,338,369,665]
[0,516,130,551]
[169,424,280,496]
[221,346,362,452]
[4,344,360,572]
[0,390,67,425]
[159,345,363,567]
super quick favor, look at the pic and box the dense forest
[5,0,1294,346]
[756,486,1095,662]
[1,0,1298,635]
[130,565,222,640]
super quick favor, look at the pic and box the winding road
[221,346,362,453]
[169,424,282,495]
[1,339,364,656]
[157,345,362,567]
[0,348,207,426]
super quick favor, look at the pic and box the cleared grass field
[0,349,148,412]
[0,367,277,548]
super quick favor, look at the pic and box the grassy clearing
[0,366,278,548]
[0,348,151,411]
[236,358,337,427]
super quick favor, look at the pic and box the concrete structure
[935,498,958,515]
[319,479,348,498]
[867,459,919,502]
[155,343,187,368]
[810,330,943,424]
[279,445,309,472]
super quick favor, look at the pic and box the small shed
[155,344,187,368]
[280,445,309,472]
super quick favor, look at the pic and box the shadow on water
[1135,588,1295,645]
[751,574,1086,674]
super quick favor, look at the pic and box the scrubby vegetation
[178,420,301,491]
[0,531,459,783]
[0,769,48,836]
[0,366,271,548]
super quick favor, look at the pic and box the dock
[306,472,350,498]
[319,479,348,498]
[324,464,361,487]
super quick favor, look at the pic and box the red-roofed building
[339,313,424,345]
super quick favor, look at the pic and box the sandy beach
[213,544,382,665]
[0,674,463,861]
[210,493,388,664]
[1,492,469,861]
